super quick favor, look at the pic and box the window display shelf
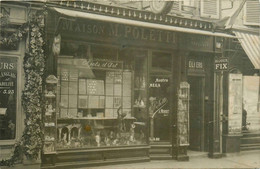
[58,117,136,120]
[134,88,145,91]
[55,54,148,150]
[45,94,56,98]
[133,105,146,108]
[44,121,55,125]
[43,75,58,154]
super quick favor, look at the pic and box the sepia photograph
[0,0,259,168]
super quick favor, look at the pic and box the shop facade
[0,1,238,168]
[41,2,233,167]
[0,3,27,160]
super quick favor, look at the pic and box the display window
[56,42,148,149]
[0,57,17,140]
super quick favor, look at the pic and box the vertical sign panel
[228,74,243,134]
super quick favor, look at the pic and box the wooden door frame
[148,50,174,142]
[188,75,205,151]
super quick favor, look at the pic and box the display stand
[176,81,190,161]
[42,75,58,166]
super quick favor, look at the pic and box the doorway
[188,76,205,151]
[149,75,171,142]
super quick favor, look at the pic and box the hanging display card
[123,96,131,109]
[79,79,86,94]
[69,95,77,108]
[88,95,99,108]
[105,96,113,108]
[114,72,122,84]
[78,95,88,108]
[68,109,77,118]
[114,84,122,96]
[86,79,97,95]
[61,68,69,81]
[106,71,114,84]
[114,97,121,108]
[99,96,105,108]
[69,81,78,95]
[228,73,243,134]
[105,83,114,96]
[86,79,104,95]
[96,80,104,95]
[105,109,114,117]
[123,71,132,83]
[60,95,69,108]
[123,84,131,97]
[61,82,69,94]
[60,109,68,118]
[69,70,78,81]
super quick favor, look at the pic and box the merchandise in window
[55,44,148,149]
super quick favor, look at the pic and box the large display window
[0,57,17,140]
[55,42,148,149]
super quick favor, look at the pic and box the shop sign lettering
[61,20,177,44]
[74,59,123,70]
[180,34,214,52]
[0,57,17,106]
[215,57,229,71]
[188,60,203,69]
[159,109,169,116]
[150,78,168,88]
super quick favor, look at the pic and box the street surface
[84,150,260,169]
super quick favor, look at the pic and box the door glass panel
[149,75,170,141]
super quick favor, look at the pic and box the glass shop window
[0,57,17,140]
[56,43,148,149]
[152,52,171,72]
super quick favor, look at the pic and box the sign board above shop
[187,56,205,76]
[215,57,229,71]
[180,34,214,52]
[60,19,177,48]
[58,57,123,70]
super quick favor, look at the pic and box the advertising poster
[228,73,243,134]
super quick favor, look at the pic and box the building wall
[0,2,27,160]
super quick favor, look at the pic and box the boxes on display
[177,81,190,146]
[43,75,58,154]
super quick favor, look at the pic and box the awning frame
[51,7,235,39]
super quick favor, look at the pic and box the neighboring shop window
[0,57,17,140]
[243,76,260,131]
[56,43,148,149]
[0,32,19,51]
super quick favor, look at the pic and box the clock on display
[149,1,174,14]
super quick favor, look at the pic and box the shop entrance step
[241,131,260,151]
[150,141,172,160]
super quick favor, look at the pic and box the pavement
[84,150,260,169]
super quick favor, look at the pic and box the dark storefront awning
[51,7,235,38]
[234,31,260,69]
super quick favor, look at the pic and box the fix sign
[215,57,229,71]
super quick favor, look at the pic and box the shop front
[0,3,27,160]
[40,2,235,167]
[42,8,181,167]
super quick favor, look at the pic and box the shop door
[188,76,204,151]
[149,75,171,141]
